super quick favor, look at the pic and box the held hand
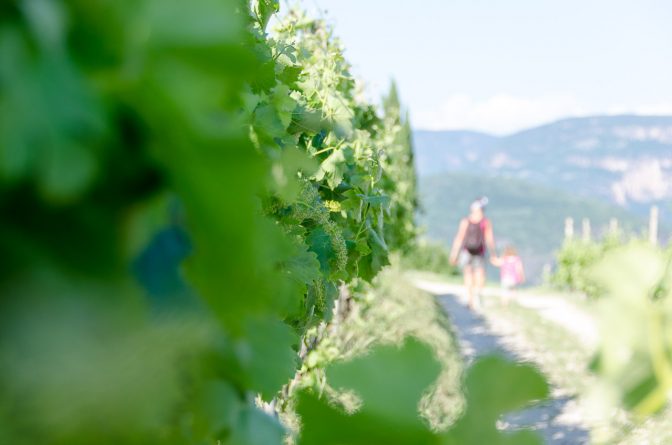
[449,253,458,266]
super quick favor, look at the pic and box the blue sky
[283,0,672,134]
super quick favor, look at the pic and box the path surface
[414,278,592,445]
[413,280,599,348]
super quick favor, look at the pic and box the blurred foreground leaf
[442,355,549,445]
[589,243,672,417]
[296,339,549,445]
[296,338,441,445]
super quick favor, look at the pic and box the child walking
[491,246,525,304]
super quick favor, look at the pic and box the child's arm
[490,256,503,267]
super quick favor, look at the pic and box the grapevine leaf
[296,338,441,445]
[339,189,363,213]
[272,84,298,128]
[442,355,549,445]
[285,245,321,286]
[292,105,327,134]
[254,102,287,142]
[279,238,322,320]
[356,237,389,282]
[316,148,346,190]
[0,26,104,201]
[355,238,371,256]
[251,60,277,93]
[358,194,391,207]
[225,402,285,445]
[40,139,98,201]
[321,281,339,321]
[283,145,318,174]
[240,317,299,400]
[252,0,279,32]
[324,93,353,139]
[144,0,244,46]
[247,39,276,93]
[277,65,302,89]
[269,146,317,202]
[306,228,335,275]
[327,338,440,423]
[193,380,241,437]
[241,87,262,115]
[588,244,672,415]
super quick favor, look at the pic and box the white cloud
[607,103,672,115]
[412,93,672,135]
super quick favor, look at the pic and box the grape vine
[0,0,419,443]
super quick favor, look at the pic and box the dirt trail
[413,280,599,347]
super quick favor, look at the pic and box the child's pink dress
[500,255,523,289]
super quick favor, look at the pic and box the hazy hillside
[418,173,647,283]
[414,115,672,216]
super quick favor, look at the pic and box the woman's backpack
[463,219,486,255]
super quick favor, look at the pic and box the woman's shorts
[459,250,485,270]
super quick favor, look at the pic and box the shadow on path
[438,293,590,445]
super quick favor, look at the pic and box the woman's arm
[485,220,496,256]
[450,219,468,264]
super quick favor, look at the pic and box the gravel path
[411,279,598,348]
[414,279,592,445]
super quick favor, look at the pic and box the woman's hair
[469,196,488,212]
[503,245,517,256]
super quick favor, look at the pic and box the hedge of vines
[0,1,420,444]
[550,235,622,297]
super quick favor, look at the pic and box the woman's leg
[463,265,474,308]
[474,265,485,308]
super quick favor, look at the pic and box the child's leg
[501,279,516,305]
[509,285,518,304]
[502,285,511,306]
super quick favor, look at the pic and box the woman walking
[449,197,497,309]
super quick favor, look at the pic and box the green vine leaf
[296,338,441,445]
[253,0,279,32]
[442,356,549,444]
[315,148,347,190]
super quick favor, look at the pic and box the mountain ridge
[413,114,672,215]
[415,114,672,139]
